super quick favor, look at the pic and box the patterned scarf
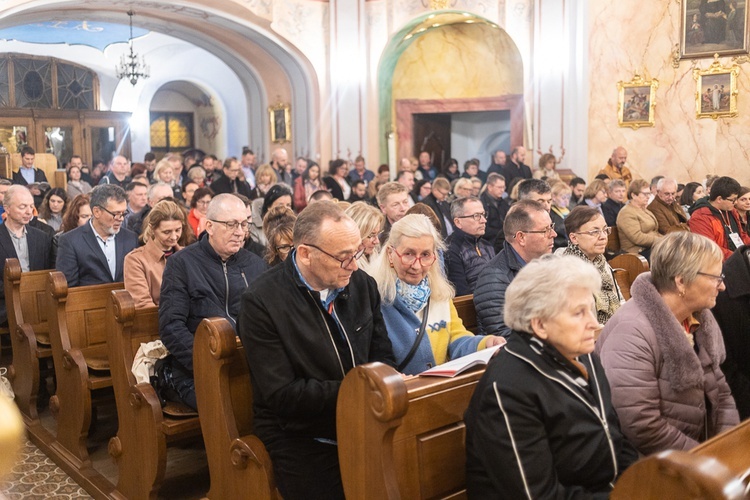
[563,244,621,324]
[395,277,431,313]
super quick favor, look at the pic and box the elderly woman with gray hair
[465,254,636,498]
[366,214,504,375]
[596,231,739,456]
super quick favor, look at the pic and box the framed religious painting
[617,74,658,129]
[693,56,739,118]
[268,102,291,144]
[681,0,749,59]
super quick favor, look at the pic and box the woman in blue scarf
[365,214,504,375]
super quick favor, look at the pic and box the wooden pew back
[193,317,277,500]
[609,253,649,301]
[5,259,51,335]
[337,362,482,499]
[453,294,478,333]
[612,419,750,499]
[106,289,201,499]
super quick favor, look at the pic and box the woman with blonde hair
[345,202,385,264]
[367,214,504,375]
[124,200,186,308]
[550,181,572,250]
[582,179,609,215]
[452,177,473,199]
[262,206,296,266]
[533,153,560,181]
[250,164,277,200]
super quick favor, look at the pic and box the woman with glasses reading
[345,201,385,265]
[367,214,504,375]
[563,206,623,324]
[616,178,661,261]
[596,231,739,455]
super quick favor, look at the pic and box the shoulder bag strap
[397,298,431,372]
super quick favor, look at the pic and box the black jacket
[445,228,495,296]
[473,240,523,336]
[713,245,750,419]
[209,174,253,198]
[465,332,637,499]
[238,255,395,441]
[159,234,267,372]
[602,199,625,227]
[550,207,568,251]
[421,193,452,239]
[480,191,509,251]
[502,160,532,186]
[0,224,53,324]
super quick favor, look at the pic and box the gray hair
[293,200,347,246]
[148,182,174,203]
[206,193,244,221]
[504,254,601,334]
[656,177,677,191]
[518,179,551,199]
[608,179,626,192]
[90,184,126,208]
[651,232,723,293]
[487,173,505,185]
[4,185,31,208]
[451,196,482,219]
[366,214,453,304]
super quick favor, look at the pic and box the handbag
[396,298,431,372]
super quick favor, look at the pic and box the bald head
[148,183,174,206]
[4,185,34,229]
[206,193,245,220]
[272,148,288,168]
[610,147,627,168]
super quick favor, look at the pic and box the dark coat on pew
[0,224,53,324]
[473,240,523,336]
[465,331,638,499]
[713,245,750,420]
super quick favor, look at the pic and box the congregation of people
[6,141,750,498]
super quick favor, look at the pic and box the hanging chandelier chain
[116,10,150,86]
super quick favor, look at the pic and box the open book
[420,343,504,378]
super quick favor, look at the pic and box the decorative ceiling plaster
[0,20,149,51]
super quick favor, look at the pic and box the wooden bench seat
[609,253,649,300]
[193,317,279,500]
[453,294,478,333]
[4,259,53,423]
[106,289,201,500]
[45,271,123,470]
[337,361,484,499]
[612,419,750,499]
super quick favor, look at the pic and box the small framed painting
[268,102,291,144]
[693,56,739,118]
[617,74,659,129]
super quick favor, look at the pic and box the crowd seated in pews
[4,144,750,499]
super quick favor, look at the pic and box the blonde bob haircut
[650,231,723,293]
[345,202,385,239]
[142,199,187,242]
[366,214,453,305]
[255,164,278,185]
[152,159,174,181]
[504,254,601,334]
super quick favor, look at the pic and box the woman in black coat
[465,255,637,499]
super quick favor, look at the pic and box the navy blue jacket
[473,240,523,336]
[445,228,495,296]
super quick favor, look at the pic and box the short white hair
[504,255,601,334]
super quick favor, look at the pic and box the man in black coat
[56,184,138,286]
[239,202,394,500]
[208,158,253,198]
[12,146,48,207]
[159,194,267,411]
[481,173,510,251]
[421,177,453,239]
[446,197,495,296]
[0,185,53,324]
[502,146,532,187]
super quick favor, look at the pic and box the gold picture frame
[680,0,748,60]
[617,74,658,130]
[693,55,739,119]
[268,102,291,144]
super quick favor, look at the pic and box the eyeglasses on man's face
[575,227,612,238]
[210,219,249,231]
[304,243,365,269]
[390,247,437,268]
[97,205,127,220]
[519,223,556,238]
[456,212,487,222]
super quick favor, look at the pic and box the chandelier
[116,11,150,86]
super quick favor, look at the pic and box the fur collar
[631,272,725,393]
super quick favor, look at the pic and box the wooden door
[413,113,451,169]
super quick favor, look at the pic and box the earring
[389,261,394,268]
[678,290,685,298]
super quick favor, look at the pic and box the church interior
[0,0,749,498]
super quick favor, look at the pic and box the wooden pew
[337,361,483,499]
[4,259,52,423]
[453,294,478,333]
[609,253,649,301]
[612,419,750,499]
[193,317,279,500]
[607,225,621,254]
[45,271,122,471]
[106,290,201,500]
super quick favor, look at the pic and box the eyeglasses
[390,247,437,267]
[366,231,384,241]
[725,196,739,203]
[456,212,487,222]
[575,227,612,237]
[196,199,211,206]
[697,271,725,286]
[276,244,293,253]
[210,219,249,231]
[304,243,365,269]
[519,223,556,237]
[97,205,127,220]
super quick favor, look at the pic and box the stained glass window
[57,63,95,110]
[149,112,194,154]
[13,57,53,109]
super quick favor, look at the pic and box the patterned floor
[0,441,91,499]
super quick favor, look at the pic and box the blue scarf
[395,278,431,313]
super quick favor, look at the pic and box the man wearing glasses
[648,177,690,234]
[158,194,267,411]
[238,202,395,500]
[56,184,138,287]
[446,197,496,296]
[474,199,556,337]
[689,176,750,261]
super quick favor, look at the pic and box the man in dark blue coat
[446,197,495,296]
